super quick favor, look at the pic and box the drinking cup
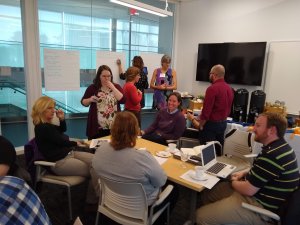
[168,143,176,152]
[195,166,205,178]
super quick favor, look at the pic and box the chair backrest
[224,129,262,159]
[281,185,300,225]
[225,123,245,136]
[177,137,200,149]
[100,176,148,223]
[24,138,46,183]
[284,133,300,172]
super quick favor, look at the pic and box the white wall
[174,0,300,99]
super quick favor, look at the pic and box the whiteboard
[140,52,164,78]
[264,41,300,114]
[44,49,80,91]
[96,51,126,86]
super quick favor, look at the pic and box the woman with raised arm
[117,56,148,108]
[123,66,143,128]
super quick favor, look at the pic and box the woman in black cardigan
[31,96,98,203]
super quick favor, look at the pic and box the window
[0,0,174,144]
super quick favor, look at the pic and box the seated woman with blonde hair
[31,96,98,203]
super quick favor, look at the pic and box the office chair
[95,176,174,225]
[175,128,200,148]
[166,128,200,147]
[177,136,200,149]
[241,183,300,225]
[25,138,87,221]
[284,133,300,172]
[34,160,86,221]
[218,129,262,171]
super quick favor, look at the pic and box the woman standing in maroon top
[123,66,142,128]
[81,65,124,140]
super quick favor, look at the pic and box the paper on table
[180,170,220,189]
[154,156,168,165]
[89,139,110,148]
[181,147,202,156]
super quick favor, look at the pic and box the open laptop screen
[202,144,216,166]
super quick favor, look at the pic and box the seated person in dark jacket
[31,96,98,203]
[0,136,31,184]
[0,136,17,176]
[141,92,186,145]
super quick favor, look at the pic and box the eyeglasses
[101,75,111,78]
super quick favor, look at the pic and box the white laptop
[200,142,236,178]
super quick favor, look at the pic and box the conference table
[97,136,205,223]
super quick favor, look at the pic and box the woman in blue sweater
[141,92,186,145]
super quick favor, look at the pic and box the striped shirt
[247,138,299,212]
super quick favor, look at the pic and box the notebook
[200,142,236,178]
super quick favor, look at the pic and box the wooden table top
[96,137,205,192]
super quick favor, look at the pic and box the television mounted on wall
[196,42,267,86]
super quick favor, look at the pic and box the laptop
[200,142,236,178]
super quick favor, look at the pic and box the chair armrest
[187,128,199,132]
[34,160,56,167]
[166,140,177,144]
[241,202,280,221]
[152,185,174,207]
[244,154,258,158]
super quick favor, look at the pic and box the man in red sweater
[187,64,234,155]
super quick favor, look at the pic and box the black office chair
[180,128,223,156]
[242,183,300,225]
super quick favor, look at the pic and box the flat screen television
[196,42,267,86]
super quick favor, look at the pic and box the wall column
[21,0,42,139]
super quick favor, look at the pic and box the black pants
[148,181,179,219]
[88,129,111,140]
[199,120,227,156]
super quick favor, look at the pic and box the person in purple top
[141,92,186,145]
[187,64,234,154]
[150,55,177,110]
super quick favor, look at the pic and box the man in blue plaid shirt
[0,176,51,225]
